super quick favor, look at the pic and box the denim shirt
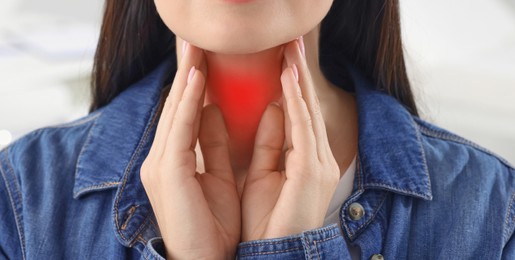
[1,55,514,260]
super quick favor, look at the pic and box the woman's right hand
[140,43,241,259]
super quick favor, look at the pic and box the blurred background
[0,0,514,163]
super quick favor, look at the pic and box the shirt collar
[346,64,432,201]
[73,57,174,199]
[73,55,432,247]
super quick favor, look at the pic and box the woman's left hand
[241,38,341,241]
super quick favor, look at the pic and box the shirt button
[348,202,365,221]
[371,254,384,260]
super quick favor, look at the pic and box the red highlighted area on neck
[206,71,282,154]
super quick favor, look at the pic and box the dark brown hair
[90,0,418,116]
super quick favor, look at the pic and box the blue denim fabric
[1,54,514,260]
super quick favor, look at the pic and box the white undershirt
[323,156,361,260]
[323,156,357,226]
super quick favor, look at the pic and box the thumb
[247,103,285,178]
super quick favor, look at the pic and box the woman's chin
[184,32,294,55]
[196,40,280,55]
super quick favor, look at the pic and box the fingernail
[292,64,299,82]
[182,41,189,55]
[187,66,196,84]
[297,36,305,57]
[270,101,280,107]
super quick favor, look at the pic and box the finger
[247,103,285,179]
[283,39,329,161]
[280,60,293,151]
[154,44,206,155]
[277,96,288,170]
[191,77,207,151]
[199,104,235,185]
[280,93,293,152]
[166,68,206,154]
[280,66,316,154]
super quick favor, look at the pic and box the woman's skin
[180,26,358,198]
[141,0,359,258]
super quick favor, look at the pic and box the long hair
[90,0,418,116]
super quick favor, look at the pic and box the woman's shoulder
[0,110,128,259]
[413,116,515,196]
[0,110,103,181]
[410,117,515,246]
[413,117,514,173]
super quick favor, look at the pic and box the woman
[1,0,513,259]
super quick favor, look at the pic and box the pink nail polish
[182,41,189,55]
[297,36,305,57]
[187,66,196,84]
[292,64,299,82]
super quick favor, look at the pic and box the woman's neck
[175,26,358,180]
[203,46,285,168]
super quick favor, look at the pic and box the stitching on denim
[342,215,352,238]
[341,191,365,241]
[410,117,432,198]
[310,232,339,259]
[73,114,101,196]
[503,192,515,244]
[127,211,154,245]
[505,192,515,226]
[316,233,338,243]
[347,192,388,239]
[0,113,100,157]
[137,234,148,245]
[121,205,139,230]
[239,247,303,257]
[356,153,363,190]
[238,237,302,248]
[5,149,26,257]
[240,225,342,247]
[45,112,102,129]
[74,182,121,197]
[114,101,161,242]
[301,237,310,260]
[313,240,320,260]
[351,193,388,237]
[340,156,367,241]
[304,234,312,260]
[417,121,515,170]
[363,182,430,200]
[304,224,340,235]
[0,149,26,260]
[239,225,339,249]
[5,149,23,211]
[353,193,388,236]
[5,149,24,219]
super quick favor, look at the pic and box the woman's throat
[205,67,282,165]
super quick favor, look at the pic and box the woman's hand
[241,38,341,241]
[140,43,240,259]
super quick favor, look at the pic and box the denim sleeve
[141,238,166,260]
[0,149,24,259]
[236,224,351,259]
